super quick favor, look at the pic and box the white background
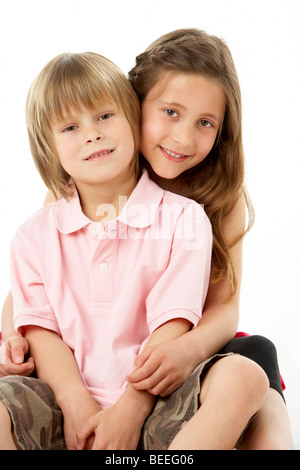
[0,0,299,448]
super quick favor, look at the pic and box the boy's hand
[59,386,101,450]
[0,336,35,377]
[76,402,142,450]
[77,385,152,450]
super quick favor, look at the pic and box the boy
[0,52,212,449]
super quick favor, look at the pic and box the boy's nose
[85,125,104,143]
[86,135,102,143]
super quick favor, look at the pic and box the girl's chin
[148,162,182,180]
[154,169,181,180]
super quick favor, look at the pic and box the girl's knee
[0,401,18,449]
[209,355,269,400]
[0,400,13,430]
[201,354,268,405]
[225,355,269,403]
[0,400,10,415]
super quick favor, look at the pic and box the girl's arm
[128,197,245,395]
[0,292,35,376]
[178,195,244,366]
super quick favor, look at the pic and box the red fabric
[235,331,250,338]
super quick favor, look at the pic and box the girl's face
[52,102,135,190]
[140,72,225,179]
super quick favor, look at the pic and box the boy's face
[52,103,135,189]
[140,72,225,179]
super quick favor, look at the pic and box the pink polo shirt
[10,170,212,409]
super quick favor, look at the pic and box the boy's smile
[140,72,225,179]
[52,103,135,189]
[84,149,114,161]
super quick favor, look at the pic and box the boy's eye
[165,109,178,117]
[63,125,78,132]
[98,113,112,121]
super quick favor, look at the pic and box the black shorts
[219,335,284,400]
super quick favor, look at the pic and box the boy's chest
[43,224,173,307]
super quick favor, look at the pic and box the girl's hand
[127,340,195,396]
[0,336,35,377]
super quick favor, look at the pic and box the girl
[126,28,293,449]
[0,51,267,451]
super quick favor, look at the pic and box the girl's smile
[159,145,193,162]
[140,72,225,179]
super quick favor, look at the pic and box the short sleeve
[146,204,212,334]
[10,231,60,335]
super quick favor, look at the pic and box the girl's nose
[172,123,193,148]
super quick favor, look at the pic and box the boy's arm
[1,192,57,372]
[24,325,100,449]
[77,318,191,450]
[1,190,60,373]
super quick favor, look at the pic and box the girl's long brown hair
[129,29,254,299]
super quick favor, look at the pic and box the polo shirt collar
[55,170,164,234]
[55,183,91,234]
[116,169,164,228]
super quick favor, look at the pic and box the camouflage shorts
[0,354,230,450]
[0,375,66,450]
[139,353,231,450]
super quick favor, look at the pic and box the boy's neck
[74,172,137,225]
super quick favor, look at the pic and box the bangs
[40,53,124,125]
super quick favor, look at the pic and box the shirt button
[99,261,108,271]
[89,229,98,238]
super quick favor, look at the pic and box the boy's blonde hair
[26,52,140,199]
[129,29,254,298]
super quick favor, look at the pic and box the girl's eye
[99,113,112,121]
[165,109,178,117]
[199,119,212,128]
